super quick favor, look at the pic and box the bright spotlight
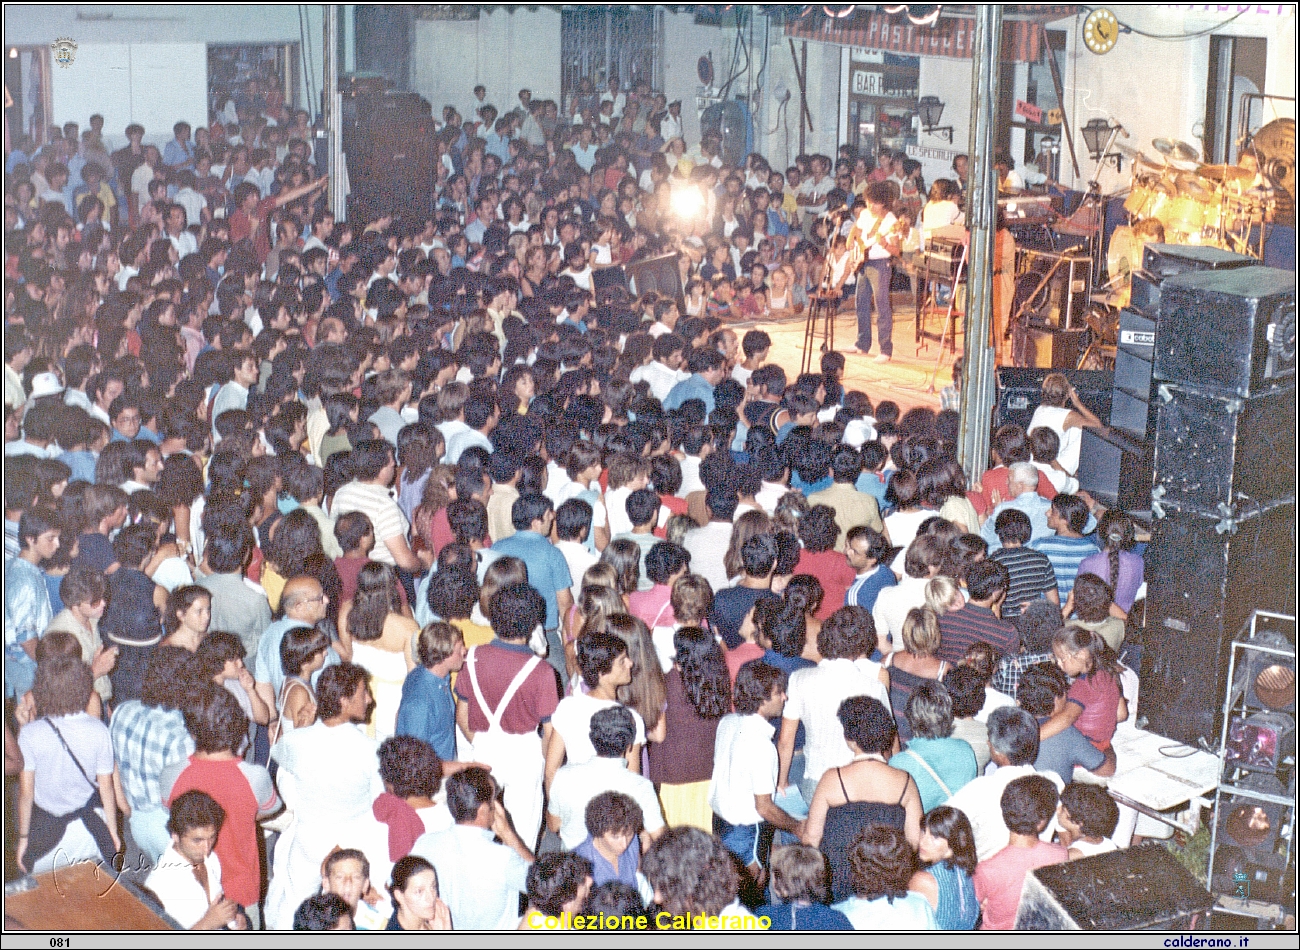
[671,186,704,221]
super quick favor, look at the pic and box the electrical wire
[1081,5,1249,41]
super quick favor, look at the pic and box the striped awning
[785,8,1077,62]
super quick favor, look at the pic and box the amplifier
[1013,248,1092,329]
[920,237,966,283]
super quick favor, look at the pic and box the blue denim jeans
[855,259,894,355]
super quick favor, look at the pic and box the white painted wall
[915,55,974,186]
[3,3,325,141]
[756,33,843,166]
[47,43,207,146]
[410,8,562,122]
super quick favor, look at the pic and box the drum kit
[1077,118,1295,370]
[1119,119,1294,260]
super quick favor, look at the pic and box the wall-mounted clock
[1083,8,1119,55]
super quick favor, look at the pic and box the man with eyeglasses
[253,576,338,723]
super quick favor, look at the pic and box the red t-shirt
[455,640,560,734]
[974,839,1068,930]
[166,757,276,907]
[229,196,277,262]
[1068,669,1121,749]
[795,549,858,620]
[333,555,409,610]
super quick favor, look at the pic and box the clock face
[1084,8,1119,55]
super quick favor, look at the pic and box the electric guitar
[844,210,900,273]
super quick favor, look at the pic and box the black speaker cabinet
[626,253,685,312]
[1076,427,1153,512]
[592,265,630,299]
[1112,309,1157,439]
[1154,266,1296,397]
[1017,842,1213,930]
[1141,242,1254,279]
[1129,269,1163,319]
[1151,381,1296,513]
[1139,500,1297,745]
[994,368,1112,432]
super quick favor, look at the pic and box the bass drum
[1105,226,1139,309]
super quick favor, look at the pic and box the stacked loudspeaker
[345,90,438,222]
[1137,245,1297,745]
[1077,244,1253,510]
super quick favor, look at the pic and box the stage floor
[729,292,959,413]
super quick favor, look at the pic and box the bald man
[253,576,336,716]
[981,462,1052,551]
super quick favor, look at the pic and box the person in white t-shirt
[544,632,647,792]
[846,182,900,362]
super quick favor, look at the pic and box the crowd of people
[4,76,1147,931]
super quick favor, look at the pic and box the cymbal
[1198,163,1254,186]
[1153,137,1201,170]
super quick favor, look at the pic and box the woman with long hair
[648,626,730,831]
[604,613,667,749]
[1076,509,1143,618]
[395,423,443,526]
[386,856,451,931]
[161,585,212,652]
[600,539,642,599]
[908,806,979,930]
[339,562,418,741]
[723,510,773,582]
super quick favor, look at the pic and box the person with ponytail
[1075,510,1143,618]
[1043,624,1127,755]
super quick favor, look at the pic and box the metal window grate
[561,8,660,111]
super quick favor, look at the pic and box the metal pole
[324,4,346,221]
[957,4,1003,481]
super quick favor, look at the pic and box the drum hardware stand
[925,242,968,393]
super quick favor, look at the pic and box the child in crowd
[1057,783,1121,859]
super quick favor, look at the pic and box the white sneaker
[874,353,893,363]
[852,346,872,356]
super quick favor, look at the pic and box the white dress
[350,641,409,743]
[265,722,382,930]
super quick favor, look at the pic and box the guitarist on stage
[843,181,901,362]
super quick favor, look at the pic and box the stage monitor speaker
[1138,500,1297,745]
[1151,381,1296,513]
[1013,324,1088,369]
[626,253,685,312]
[1076,427,1153,512]
[1016,842,1213,930]
[1012,249,1092,329]
[1141,242,1254,280]
[994,368,1112,432]
[1154,266,1296,397]
[1111,308,1157,439]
